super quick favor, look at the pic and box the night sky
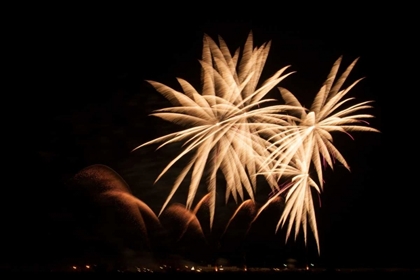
[4,4,418,271]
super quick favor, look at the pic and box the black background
[4,3,417,270]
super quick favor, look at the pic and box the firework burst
[132,32,378,254]
[132,32,300,228]
[256,56,379,253]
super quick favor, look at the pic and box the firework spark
[256,56,379,253]
[132,32,300,228]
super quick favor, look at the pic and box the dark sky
[5,4,418,270]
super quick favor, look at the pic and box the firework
[256,56,379,253]
[132,32,300,227]
[132,33,378,255]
